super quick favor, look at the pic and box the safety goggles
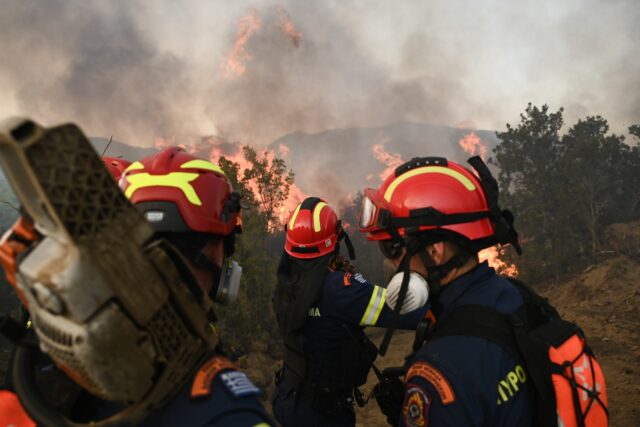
[358,188,391,232]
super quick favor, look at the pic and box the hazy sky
[0,0,637,147]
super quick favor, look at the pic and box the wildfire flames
[221,7,301,78]
[221,9,261,78]
[277,6,302,48]
[206,142,307,226]
[458,132,488,160]
[479,246,518,277]
[372,137,404,181]
[278,183,307,224]
[278,143,290,158]
[154,136,175,151]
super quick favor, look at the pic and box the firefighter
[0,119,273,427]
[272,197,429,427]
[102,155,132,181]
[358,156,534,426]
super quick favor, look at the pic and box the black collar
[434,262,494,315]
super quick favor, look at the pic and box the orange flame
[372,137,403,181]
[458,132,488,160]
[206,141,308,227]
[278,143,290,158]
[154,136,178,151]
[276,6,302,48]
[278,182,307,224]
[221,9,261,78]
[479,246,518,277]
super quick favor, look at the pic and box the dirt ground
[541,255,640,427]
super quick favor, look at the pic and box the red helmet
[285,197,341,259]
[102,156,132,181]
[120,147,242,236]
[359,156,520,252]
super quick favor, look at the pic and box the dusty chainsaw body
[0,118,218,424]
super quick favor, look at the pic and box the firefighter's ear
[425,242,446,265]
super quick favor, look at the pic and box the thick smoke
[0,1,211,145]
[209,3,466,145]
[0,0,637,147]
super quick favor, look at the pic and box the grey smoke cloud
[0,0,637,147]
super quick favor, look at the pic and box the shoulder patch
[219,371,262,398]
[406,361,455,404]
[353,273,367,284]
[402,383,431,427]
[343,272,352,286]
[191,356,238,399]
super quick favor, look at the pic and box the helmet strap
[341,230,356,260]
[194,252,221,293]
[467,156,522,254]
[377,250,412,356]
[418,247,470,294]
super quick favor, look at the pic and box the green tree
[241,146,294,231]
[492,104,566,281]
[627,125,640,216]
[214,147,292,355]
[559,117,634,254]
[492,106,640,283]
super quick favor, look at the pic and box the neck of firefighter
[418,241,478,287]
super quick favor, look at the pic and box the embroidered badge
[402,384,431,427]
[343,272,352,286]
[353,273,367,284]
[190,356,237,398]
[220,371,261,398]
[405,361,456,404]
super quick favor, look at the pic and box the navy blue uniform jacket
[90,354,273,427]
[273,269,428,427]
[399,263,535,427]
[306,269,428,354]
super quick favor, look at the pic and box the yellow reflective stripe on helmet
[360,285,387,326]
[180,159,226,176]
[384,166,476,202]
[125,172,202,205]
[288,203,302,230]
[312,202,328,232]
[125,161,144,172]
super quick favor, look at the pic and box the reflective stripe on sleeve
[360,285,387,326]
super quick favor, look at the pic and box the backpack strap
[429,302,582,427]
[428,305,522,363]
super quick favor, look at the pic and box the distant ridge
[86,121,499,207]
[269,121,498,203]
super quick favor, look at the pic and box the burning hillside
[95,120,514,270]
[458,132,489,160]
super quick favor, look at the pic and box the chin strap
[377,250,412,356]
[377,232,472,356]
[418,247,471,293]
[194,252,222,293]
[341,231,356,261]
